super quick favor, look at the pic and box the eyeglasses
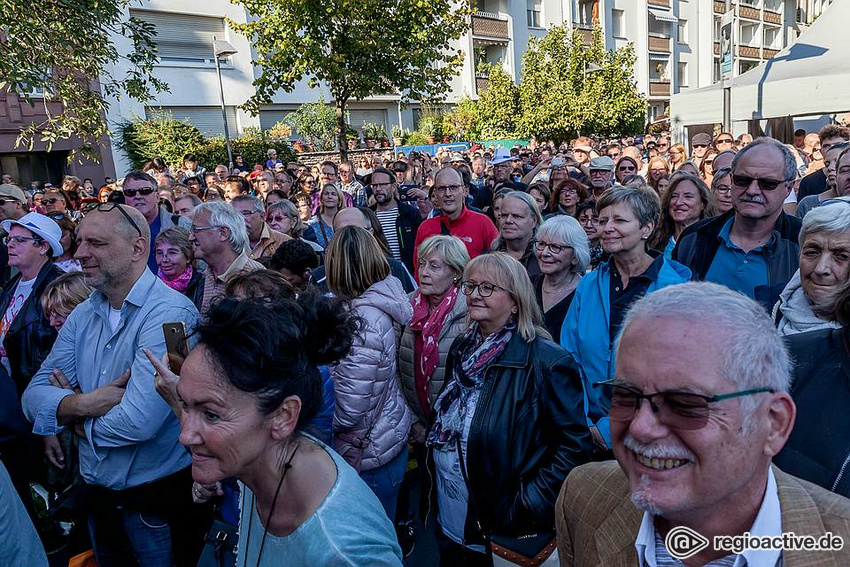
[122,187,156,198]
[3,235,43,246]
[579,215,599,226]
[460,280,507,298]
[43,198,62,205]
[0,198,19,206]
[595,381,775,430]
[96,203,143,238]
[731,174,788,192]
[238,209,259,218]
[535,241,572,254]
[434,184,465,195]
[716,138,734,145]
[714,184,732,194]
[191,224,222,233]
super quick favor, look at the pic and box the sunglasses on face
[731,174,787,192]
[693,144,708,149]
[123,187,156,197]
[597,381,775,431]
[43,198,62,205]
[0,198,19,206]
[716,138,734,144]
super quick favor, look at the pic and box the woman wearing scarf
[426,252,592,566]
[153,227,204,310]
[399,235,470,444]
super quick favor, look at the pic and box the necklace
[543,272,576,293]
[248,442,300,567]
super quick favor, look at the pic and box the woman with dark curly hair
[147,295,402,565]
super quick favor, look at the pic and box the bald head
[98,204,151,245]
[333,207,369,231]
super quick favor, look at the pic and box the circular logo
[665,526,710,560]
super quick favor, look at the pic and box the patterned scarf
[158,265,193,294]
[410,286,460,418]
[427,320,516,449]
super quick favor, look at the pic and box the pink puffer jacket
[332,276,413,471]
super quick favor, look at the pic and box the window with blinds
[130,9,227,63]
[147,106,239,137]
[347,110,388,135]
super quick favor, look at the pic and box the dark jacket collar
[490,332,532,369]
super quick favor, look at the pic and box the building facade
[102,0,802,173]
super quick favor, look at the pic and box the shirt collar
[259,223,272,242]
[217,251,252,283]
[441,206,468,226]
[718,216,777,252]
[91,268,156,312]
[634,468,782,567]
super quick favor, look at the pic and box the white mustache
[623,434,696,461]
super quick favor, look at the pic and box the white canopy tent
[670,1,850,141]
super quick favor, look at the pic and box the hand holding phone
[162,322,189,374]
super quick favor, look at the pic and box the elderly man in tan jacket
[556,282,850,567]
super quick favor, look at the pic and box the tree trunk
[336,99,349,162]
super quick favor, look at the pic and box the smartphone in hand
[162,322,189,374]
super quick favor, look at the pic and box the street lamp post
[213,38,238,168]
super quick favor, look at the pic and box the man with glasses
[231,195,289,260]
[713,132,735,153]
[690,132,712,168]
[606,143,622,161]
[556,282,850,566]
[413,167,498,270]
[798,124,850,201]
[673,137,802,311]
[22,204,208,565]
[587,156,616,199]
[339,161,366,207]
[189,201,264,313]
[368,167,421,273]
[122,171,190,275]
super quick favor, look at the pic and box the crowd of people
[1,122,850,566]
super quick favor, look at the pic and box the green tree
[475,63,521,139]
[518,25,646,142]
[0,0,165,159]
[283,99,338,151]
[230,0,473,160]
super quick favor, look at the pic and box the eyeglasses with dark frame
[460,280,507,298]
[122,187,157,198]
[594,380,775,431]
[535,241,572,255]
[433,184,465,195]
[96,203,143,238]
[731,174,788,192]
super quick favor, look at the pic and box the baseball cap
[0,184,26,203]
[1,212,64,256]
[691,133,712,146]
[589,156,616,171]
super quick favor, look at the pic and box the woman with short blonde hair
[428,251,591,563]
[41,271,93,330]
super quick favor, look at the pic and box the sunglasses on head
[731,174,787,191]
[123,187,156,197]
[596,381,775,431]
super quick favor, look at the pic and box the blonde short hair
[463,252,548,342]
[326,226,390,301]
[417,235,470,279]
[41,271,93,317]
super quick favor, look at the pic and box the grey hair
[711,167,732,190]
[492,191,545,251]
[417,235,471,279]
[615,282,791,427]
[596,185,661,229]
[731,137,797,182]
[194,201,250,254]
[536,215,591,274]
[176,193,202,207]
[267,199,304,237]
[800,197,850,243]
[232,194,265,214]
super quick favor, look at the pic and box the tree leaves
[0,0,166,161]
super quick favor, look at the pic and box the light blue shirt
[237,434,402,566]
[22,269,198,489]
[635,468,782,567]
[705,217,772,301]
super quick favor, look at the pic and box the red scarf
[410,286,460,418]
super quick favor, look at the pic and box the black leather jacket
[428,332,592,543]
[0,262,63,397]
[775,327,850,498]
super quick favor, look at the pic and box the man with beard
[555,282,850,566]
[22,204,207,565]
[673,137,802,311]
[368,167,420,273]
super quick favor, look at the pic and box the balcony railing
[649,81,671,97]
[647,0,671,8]
[738,5,761,20]
[763,10,782,24]
[763,47,780,58]
[737,45,760,58]
[573,23,593,44]
[648,35,671,53]
[471,11,510,40]
[714,1,726,14]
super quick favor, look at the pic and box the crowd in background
[1,121,850,566]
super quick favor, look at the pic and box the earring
[511,307,518,314]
